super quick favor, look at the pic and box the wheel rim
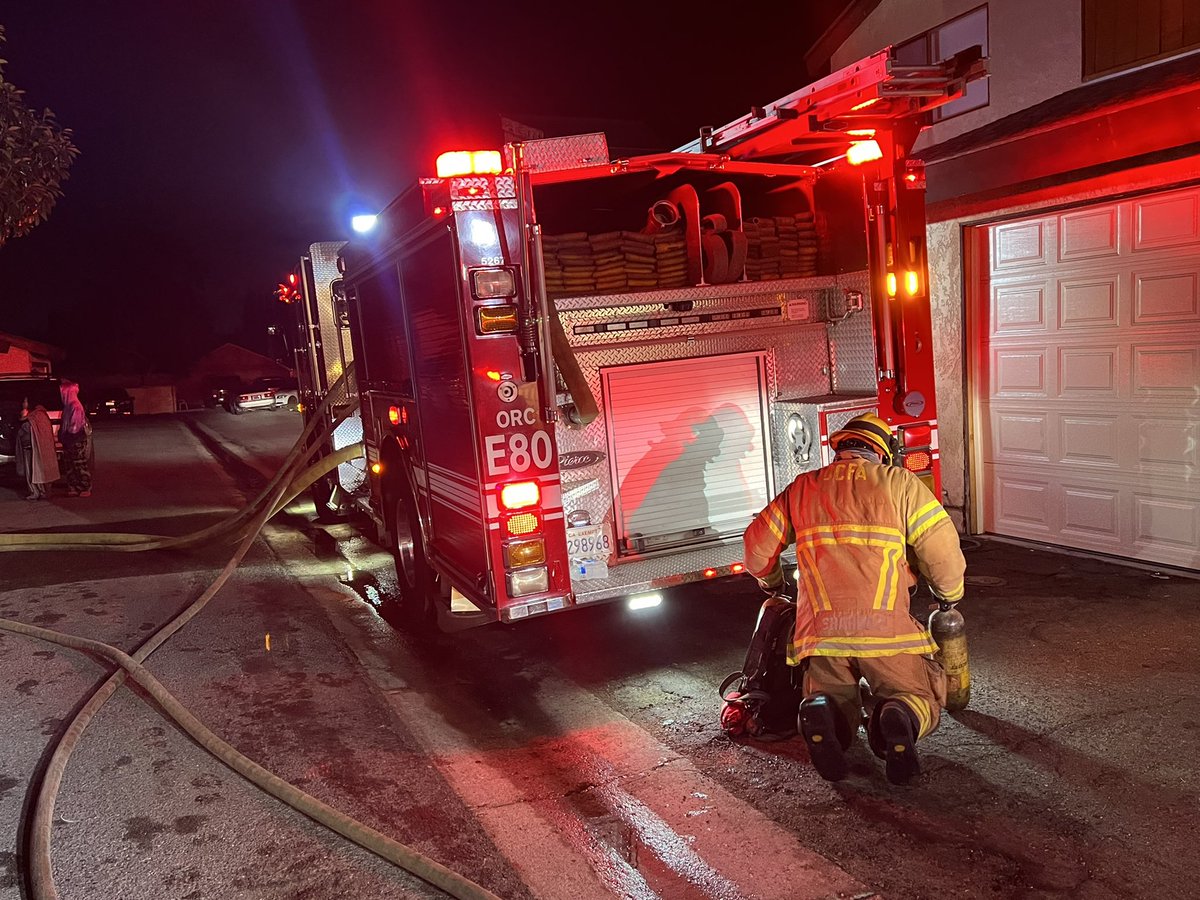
[394,500,417,591]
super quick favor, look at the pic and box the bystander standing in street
[15,401,60,500]
[58,379,92,497]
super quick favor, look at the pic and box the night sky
[1,1,841,377]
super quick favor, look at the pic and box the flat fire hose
[548,303,599,425]
[0,366,504,900]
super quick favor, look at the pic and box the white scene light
[627,592,662,611]
[351,214,378,233]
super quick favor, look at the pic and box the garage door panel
[991,410,1050,460]
[1133,189,1200,252]
[989,474,1053,531]
[1058,345,1119,397]
[993,282,1047,332]
[982,186,1200,570]
[1058,205,1120,262]
[1060,414,1121,467]
[993,220,1047,270]
[1133,494,1199,552]
[1136,417,1200,472]
[1133,268,1200,325]
[1059,275,1119,329]
[992,347,1048,396]
[1131,343,1200,395]
[1061,485,1121,540]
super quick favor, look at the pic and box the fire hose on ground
[0,366,504,900]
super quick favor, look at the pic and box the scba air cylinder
[929,602,970,711]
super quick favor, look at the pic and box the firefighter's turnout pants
[744,454,966,739]
[804,654,948,738]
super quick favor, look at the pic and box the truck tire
[392,492,436,629]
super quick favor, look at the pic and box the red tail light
[388,406,401,426]
[500,480,540,510]
[703,568,717,578]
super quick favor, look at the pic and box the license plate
[565,522,613,560]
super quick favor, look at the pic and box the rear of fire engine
[338,46,985,630]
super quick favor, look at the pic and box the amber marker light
[846,139,884,166]
[371,462,382,475]
[886,272,898,297]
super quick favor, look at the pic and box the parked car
[230,383,278,414]
[254,376,300,410]
[203,376,245,410]
[85,388,134,417]
[0,375,63,461]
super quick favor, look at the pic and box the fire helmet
[829,412,894,464]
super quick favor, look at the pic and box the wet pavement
[1,411,1197,899]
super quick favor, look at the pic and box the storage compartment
[535,166,838,298]
[770,395,878,488]
[601,351,772,556]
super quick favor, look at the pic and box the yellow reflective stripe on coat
[793,632,939,658]
[796,545,832,612]
[908,503,950,543]
[939,582,965,602]
[765,500,790,543]
[796,524,903,547]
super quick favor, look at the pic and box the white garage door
[981,185,1200,570]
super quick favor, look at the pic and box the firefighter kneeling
[742,413,966,785]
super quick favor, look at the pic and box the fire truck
[314,46,985,630]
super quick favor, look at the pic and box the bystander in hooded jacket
[16,404,60,499]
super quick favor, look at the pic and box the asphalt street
[0,409,1197,899]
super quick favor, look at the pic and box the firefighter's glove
[755,565,785,595]
[930,591,962,612]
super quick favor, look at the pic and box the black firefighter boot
[870,700,922,785]
[798,693,851,782]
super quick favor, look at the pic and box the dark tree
[0,24,78,248]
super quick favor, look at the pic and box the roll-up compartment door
[603,351,771,555]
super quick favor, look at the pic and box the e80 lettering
[485,430,553,475]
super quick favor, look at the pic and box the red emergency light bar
[846,139,883,165]
[435,150,503,178]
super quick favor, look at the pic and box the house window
[1083,0,1200,79]
[895,5,989,121]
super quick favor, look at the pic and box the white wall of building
[832,0,1082,146]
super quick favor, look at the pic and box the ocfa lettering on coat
[819,463,867,481]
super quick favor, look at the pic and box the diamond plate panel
[308,242,351,394]
[331,412,367,493]
[770,396,877,487]
[570,539,748,604]
[513,133,610,173]
[827,270,877,393]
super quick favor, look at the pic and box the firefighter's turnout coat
[744,454,966,665]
